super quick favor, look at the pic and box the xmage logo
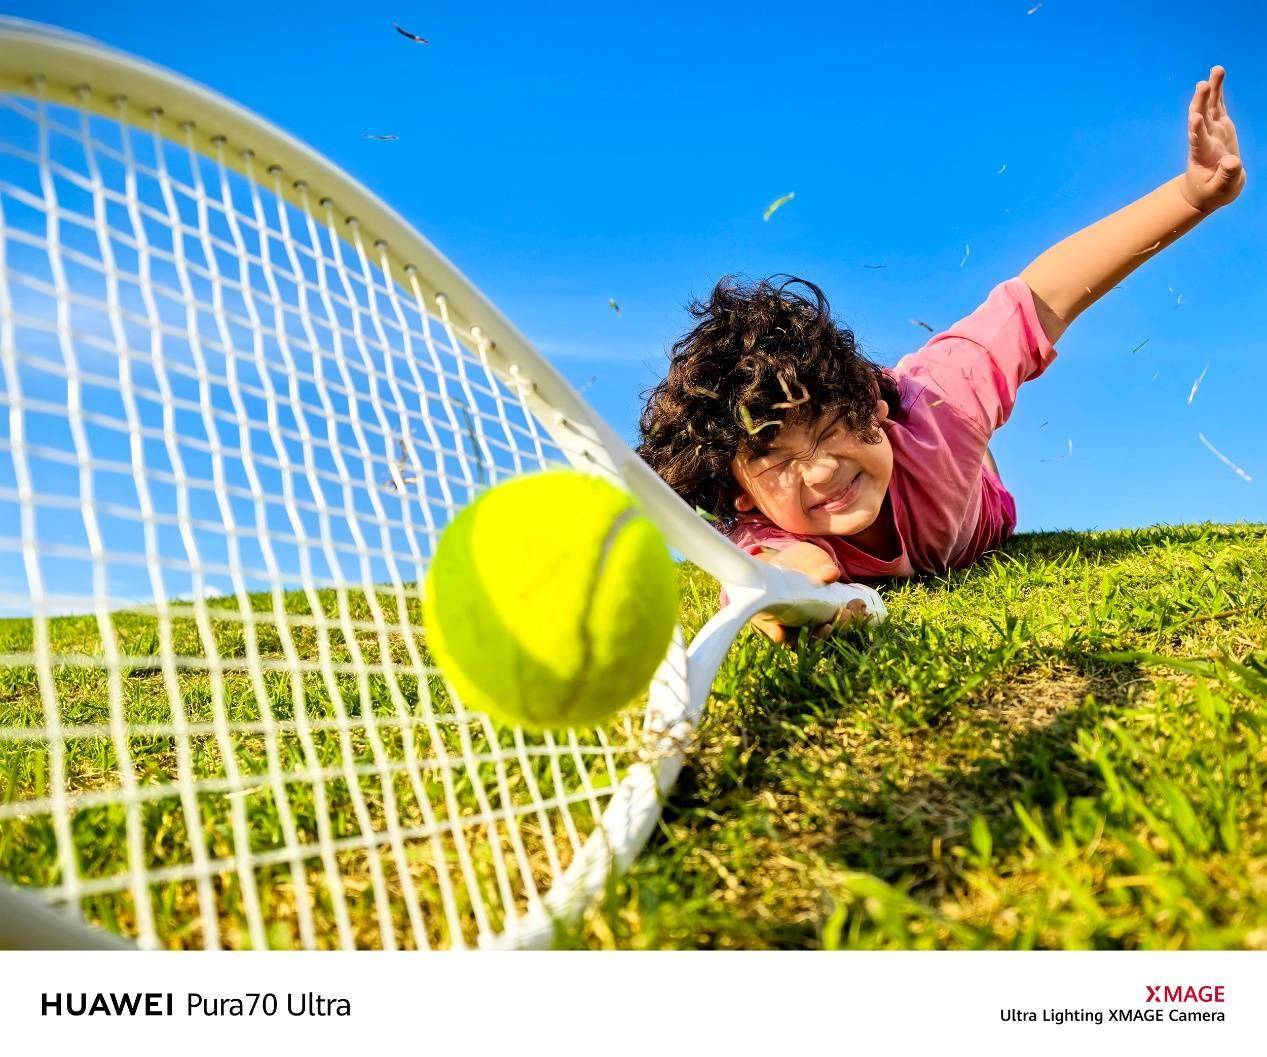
[1145,985,1225,1003]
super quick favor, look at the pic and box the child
[637,67,1245,646]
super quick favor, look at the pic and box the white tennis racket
[0,18,886,950]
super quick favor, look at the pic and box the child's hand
[750,542,869,648]
[1180,66,1246,213]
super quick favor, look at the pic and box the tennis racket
[0,17,886,950]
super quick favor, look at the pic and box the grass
[1,520,1264,949]
[0,587,631,949]
[566,520,1267,949]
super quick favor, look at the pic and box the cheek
[865,437,894,474]
[848,444,893,493]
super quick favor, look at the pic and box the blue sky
[17,0,1267,533]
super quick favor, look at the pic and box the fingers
[793,556,841,585]
[1188,111,1205,154]
[1209,65,1227,119]
[755,612,832,647]
[1192,67,1231,126]
[1188,69,1239,164]
[751,605,801,646]
[1215,155,1243,186]
[754,592,872,649]
[844,598,869,621]
[770,543,841,585]
[1191,79,1212,131]
[812,599,871,641]
[755,615,787,645]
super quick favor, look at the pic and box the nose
[801,451,840,486]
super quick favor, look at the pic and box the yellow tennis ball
[423,469,679,731]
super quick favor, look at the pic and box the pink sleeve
[894,277,1058,437]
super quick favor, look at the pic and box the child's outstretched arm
[1018,66,1245,343]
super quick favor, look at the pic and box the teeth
[818,474,859,508]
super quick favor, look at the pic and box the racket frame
[0,17,886,949]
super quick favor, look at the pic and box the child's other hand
[750,542,868,648]
[1180,65,1246,213]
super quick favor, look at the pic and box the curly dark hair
[637,274,901,525]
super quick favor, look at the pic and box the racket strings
[0,102,543,482]
[0,80,644,948]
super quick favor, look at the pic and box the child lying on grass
[637,66,1245,647]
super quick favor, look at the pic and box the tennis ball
[423,469,679,731]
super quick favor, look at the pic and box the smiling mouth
[814,472,862,512]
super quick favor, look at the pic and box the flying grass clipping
[763,192,795,221]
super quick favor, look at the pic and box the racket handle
[760,579,887,629]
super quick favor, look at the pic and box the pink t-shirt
[726,277,1058,581]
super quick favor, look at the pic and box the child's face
[729,401,893,537]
